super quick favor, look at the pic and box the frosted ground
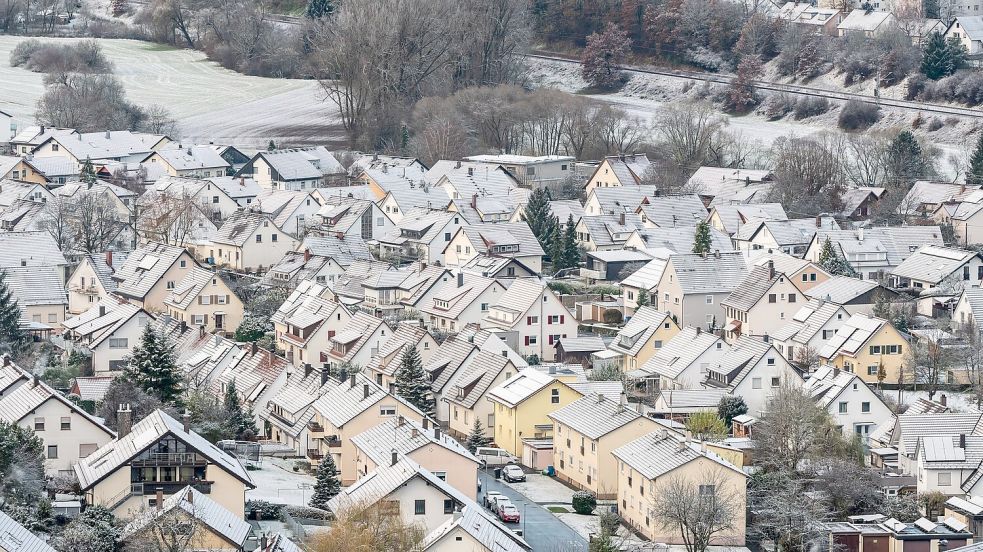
[0,36,343,148]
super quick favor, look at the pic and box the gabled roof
[79,251,129,294]
[456,222,545,258]
[609,307,671,356]
[771,298,846,344]
[805,365,883,410]
[549,393,649,440]
[207,176,262,200]
[419,275,503,321]
[302,234,374,266]
[750,251,823,278]
[247,147,344,180]
[114,242,191,300]
[485,278,568,327]
[148,144,230,171]
[958,287,983,329]
[0,231,69,269]
[620,253,671,290]
[709,203,788,234]
[893,413,983,454]
[579,214,645,247]
[425,336,480,393]
[2,265,67,307]
[735,218,835,246]
[0,508,56,552]
[71,376,114,402]
[421,502,531,552]
[211,210,278,247]
[634,327,724,380]
[722,265,790,312]
[36,130,166,161]
[120,485,250,547]
[351,416,478,467]
[804,276,884,304]
[612,430,744,480]
[587,185,657,214]
[637,194,708,228]
[443,349,514,409]
[317,196,374,233]
[487,367,579,408]
[74,409,253,491]
[62,300,146,346]
[587,154,651,188]
[812,227,944,267]
[254,189,317,229]
[892,245,980,284]
[818,313,892,359]
[837,8,894,31]
[378,208,458,246]
[668,252,748,294]
[313,372,424,429]
[164,267,235,311]
[0,377,114,437]
[705,335,780,389]
[365,323,433,378]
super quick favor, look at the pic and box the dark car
[502,465,526,482]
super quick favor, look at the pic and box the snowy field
[0,36,343,148]
[245,457,317,506]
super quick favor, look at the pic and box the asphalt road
[479,470,588,552]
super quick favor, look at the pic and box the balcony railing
[130,481,213,495]
[131,452,207,467]
[307,449,323,460]
[308,421,324,433]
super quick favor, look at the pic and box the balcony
[71,285,101,296]
[307,449,323,460]
[324,436,342,448]
[308,421,324,434]
[131,452,208,467]
[131,481,213,495]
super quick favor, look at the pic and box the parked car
[475,447,519,467]
[498,503,521,523]
[494,497,514,518]
[483,491,502,510]
[502,465,526,482]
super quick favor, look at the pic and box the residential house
[0,373,115,475]
[254,189,322,237]
[444,348,520,441]
[630,327,727,394]
[583,185,657,216]
[376,209,467,265]
[819,313,907,385]
[837,9,898,36]
[686,167,774,206]
[352,416,479,499]
[806,365,893,441]
[703,335,802,417]
[238,147,344,190]
[771,298,851,365]
[721,261,808,343]
[575,213,645,251]
[164,267,244,336]
[549,393,660,498]
[365,323,437,392]
[486,368,583,457]
[142,144,231,178]
[119,486,251,551]
[954,287,983,331]
[622,226,735,255]
[67,251,128,315]
[459,254,538,280]
[209,210,299,272]
[463,154,574,189]
[323,311,393,373]
[316,195,393,240]
[892,245,983,291]
[0,198,48,232]
[778,2,844,35]
[948,17,983,55]
[649,389,730,421]
[74,409,254,517]
[0,509,56,552]
[151,175,241,223]
[656,252,749,330]
[309,373,426,483]
[805,227,945,281]
[3,265,68,329]
[420,274,507,333]
[805,276,901,315]
[270,279,353,368]
[31,130,169,171]
[582,154,651,194]
[361,263,452,317]
[208,342,289,417]
[70,376,114,403]
[112,242,199,312]
[328,259,397,308]
[840,187,886,220]
[0,230,71,283]
[707,203,788,236]
[262,367,329,455]
[620,252,671,314]
[613,430,747,544]
[481,278,577,361]
[733,218,837,256]
[750,252,831,292]
[421,502,531,552]
[635,195,709,229]
[443,222,544,273]
[61,300,152,375]
[606,307,680,373]
[901,181,981,219]
[582,250,651,283]
[9,125,76,156]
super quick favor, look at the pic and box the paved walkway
[479,470,588,552]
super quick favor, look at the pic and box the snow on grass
[245,457,317,506]
[0,35,343,148]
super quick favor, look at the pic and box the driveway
[479,470,588,552]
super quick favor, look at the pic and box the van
[475,447,519,467]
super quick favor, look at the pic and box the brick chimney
[182,410,191,433]
[155,487,163,510]
[117,404,132,436]
[105,250,113,267]
[304,248,311,262]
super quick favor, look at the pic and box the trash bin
[494,468,502,480]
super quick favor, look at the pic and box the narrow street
[478,471,589,552]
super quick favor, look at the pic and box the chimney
[304,248,311,262]
[99,305,106,317]
[155,487,163,510]
[695,326,702,335]
[251,341,258,356]
[960,433,967,448]
[411,427,419,438]
[1,356,8,367]
[260,535,268,551]
[423,418,429,430]
[767,260,775,280]
[619,212,626,225]
[186,488,194,504]
[597,393,605,403]
[198,325,205,338]
[455,160,461,169]
[471,193,478,209]
[179,320,187,334]
[105,250,113,267]
[397,415,405,427]
[239,176,245,187]
[391,449,398,466]
[548,365,556,375]
[457,272,464,288]
[677,439,688,452]
[117,404,132,436]
[321,367,331,386]
[714,249,720,259]
[659,428,668,440]
[941,394,948,406]
[817,296,825,308]
[214,334,222,346]
[304,363,313,378]
[105,130,110,139]
[349,373,356,389]
[182,410,190,433]
[615,402,625,415]
[32,373,39,387]
[363,383,370,400]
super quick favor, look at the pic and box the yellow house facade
[818,313,907,384]
[486,368,583,457]
[607,307,680,372]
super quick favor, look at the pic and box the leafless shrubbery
[10,39,113,74]
[764,94,796,120]
[835,30,919,86]
[767,133,846,214]
[837,100,881,131]
[35,73,147,132]
[792,96,829,120]
[908,71,983,106]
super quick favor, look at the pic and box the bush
[764,94,796,120]
[293,460,311,473]
[928,117,944,131]
[906,74,929,100]
[246,500,283,519]
[285,505,331,520]
[838,100,880,130]
[9,39,113,74]
[602,309,624,324]
[572,491,598,515]
[793,96,830,120]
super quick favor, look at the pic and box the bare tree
[906,332,954,401]
[749,470,835,552]
[74,190,127,253]
[122,498,206,552]
[959,319,983,409]
[144,104,179,136]
[767,133,846,215]
[651,468,744,552]
[755,381,840,473]
[136,191,212,246]
[655,102,728,170]
[309,501,426,552]
[36,194,77,253]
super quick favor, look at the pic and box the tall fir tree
[394,346,435,419]
[80,157,97,185]
[223,380,258,440]
[0,270,28,358]
[635,288,649,308]
[124,324,182,406]
[309,454,341,509]
[305,0,334,19]
[465,420,492,453]
[523,187,555,249]
[267,140,277,152]
[817,237,856,277]
[921,32,964,80]
[561,214,580,270]
[968,133,983,186]
[885,130,929,188]
[548,220,564,270]
[692,221,712,254]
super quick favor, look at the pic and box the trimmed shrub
[838,100,880,130]
[572,491,598,515]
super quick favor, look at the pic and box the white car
[475,447,519,467]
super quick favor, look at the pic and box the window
[551,389,560,404]
[838,402,848,414]
[444,499,454,514]
[47,313,58,323]
[192,315,205,325]
[767,358,775,366]
[868,365,878,376]
[789,293,796,303]
[802,274,808,282]
[180,260,187,268]
[272,234,278,242]
[414,500,426,515]
[34,417,44,431]
[212,196,219,203]
[768,294,777,303]
[938,472,952,486]
[870,345,881,354]
[862,401,871,413]
[47,445,58,459]
[705,295,713,304]
[480,303,489,312]
[771,377,780,387]
[434,471,447,481]
[752,378,762,389]
[654,340,663,348]
[79,443,98,458]
[444,232,451,241]
[380,406,396,416]
[60,417,71,430]
[167,281,175,289]
[256,235,262,243]
[699,485,715,497]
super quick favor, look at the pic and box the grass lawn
[548,506,571,513]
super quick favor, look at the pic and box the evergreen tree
[465,420,492,453]
[123,324,182,406]
[309,454,341,509]
[692,221,712,254]
[223,380,258,440]
[80,157,97,185]
[921,32,965,80]
[885,130,930,188]
[394,346,435,419]
[717,395,748,427]
[635,289,649,308]
[305,0,334,19]
[523,188,556,248]
[561,214,580,270]
[968,134,983,186]
[267,140,277,152]
[0,271,28,358]
[110,0,127,17]
[548,222,564,271]
[817,237,856,277]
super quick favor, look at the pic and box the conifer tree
[548,222,564,271]
[267,140,277,152]
[0,271,28,358]
[223,380,258,440]
[309,454,340,509]
[693,221,712,254]
[80,157,97,185]
[523,188,556,249]
[124,324,182,406]
[306,0,334,19]
[561,214,580,270]
[394,346,434,419]
[921,32,965,80]
[968,134,983,186]
[817,237,856,277]
[635,288,649,308]
[465,420,492,453]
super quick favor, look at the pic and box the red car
[498,503,520,523]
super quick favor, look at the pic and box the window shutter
[526,316,531,326]
[197,296,202,305]
[560,315,565,324]
[203,314,208,324]
[225,294,230,303]
[524,336,530,346]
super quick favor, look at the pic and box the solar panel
[914,518,937,533]
[137,255,159,271]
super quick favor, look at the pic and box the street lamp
[522,501,527,536]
